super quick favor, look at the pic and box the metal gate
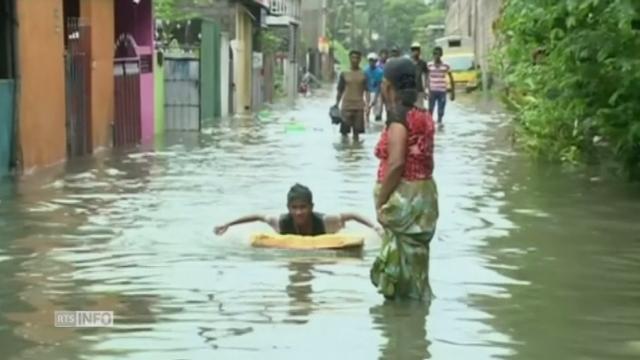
[114,35,141,146]
[114,59,141,145]
[64,18,92,157]
[164,54,200,131]
[200,20,221,124]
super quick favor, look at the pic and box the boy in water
[365,53,384,122]
[214,184,380,236]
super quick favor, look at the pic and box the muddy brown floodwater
[1,90,640,360]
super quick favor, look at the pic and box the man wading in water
[410,42,429,109]
[427,46,455,124]
[336,50,370,141]
[214,184,380,236]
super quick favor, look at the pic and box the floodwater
[1,90,640,360]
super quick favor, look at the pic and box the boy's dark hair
[433,46,443,53]
[287,184,313,205]
[349,50,362,57]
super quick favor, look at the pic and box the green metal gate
[0,0,16,176]
[0,80,13,177]
[200,20,221,125]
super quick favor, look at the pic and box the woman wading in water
[371,58,439,301]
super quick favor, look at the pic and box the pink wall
[140,73,154,141]
[115,0,152,46]
[115,0,154,143]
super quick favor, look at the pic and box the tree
[383,0,430,50]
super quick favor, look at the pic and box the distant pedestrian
[365,53,385,122]
[427,46,455,124]
[390,46,401,59]
[336,50,370,141]
[377,49,389,68]
[410,42,429,109]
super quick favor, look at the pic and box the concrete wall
[445,0,501,70]
[234,3,253,114]
[82,0,114,151]
[16,0,67,172]
[220,32,230,117]
[140,73,154,141]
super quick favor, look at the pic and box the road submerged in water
[1,89,640,360]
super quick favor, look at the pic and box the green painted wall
[0,80,14,176]
[154,52,165,136]
[200,20,221,126]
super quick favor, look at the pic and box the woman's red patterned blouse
[375,108,435,182]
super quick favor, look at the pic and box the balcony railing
[269,0,300,20]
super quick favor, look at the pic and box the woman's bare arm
[376,123,408,209]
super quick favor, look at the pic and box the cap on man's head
[411,42,421,49]
[367,52,378,61]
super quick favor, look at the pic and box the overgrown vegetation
[493,0,640,179]
[326,0,446,51]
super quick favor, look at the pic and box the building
[0,0,158,176]
[300,0,333,82]
[230,0,270,115]
[445,0,502,89]
[267,0,301,106]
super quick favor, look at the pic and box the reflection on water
[371,301,431,360]
[1,90,640,359]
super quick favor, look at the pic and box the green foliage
[326,0,445,52]
[155,0,195,21]
[413,8,446,48]
[384,0,429,49]
[261,30,283,55]
[494,0,640,178]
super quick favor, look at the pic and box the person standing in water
[365,53,385,122]
[336,50,370,141]
[377,49,389,68]
[214,184,380,236]
[372,58,439,301]
[410,42,429,109]
[427,46,455,124]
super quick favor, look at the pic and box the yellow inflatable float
[250,233,365,250]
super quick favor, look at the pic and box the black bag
[329,105,342,125]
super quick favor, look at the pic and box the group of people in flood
[216,44,452,302]
[335,43,456,141]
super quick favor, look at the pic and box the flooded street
[1,90,640,360]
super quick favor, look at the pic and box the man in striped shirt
[427,46,455,124]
